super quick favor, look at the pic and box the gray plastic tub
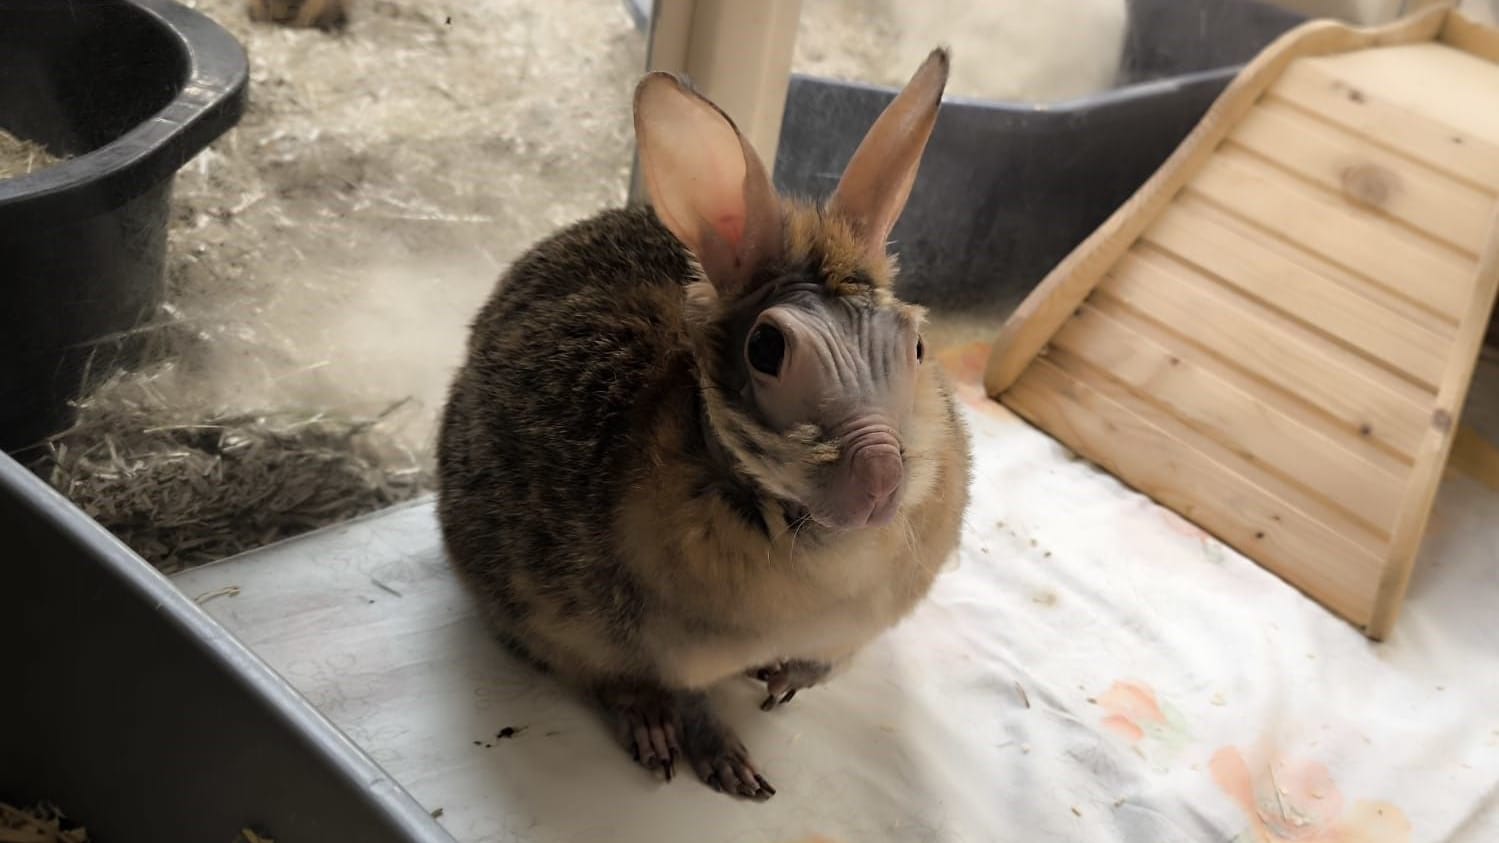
[628,0,1307,311]
[0,0,247,454]
[0,450,454,841]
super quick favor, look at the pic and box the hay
[0,802,88,843]
[795,0,1128,103]
[0,129,65,180]
[32,0,1133,569]
[0,801,275,843]
[17,0,641,568]
[34,360,429,574]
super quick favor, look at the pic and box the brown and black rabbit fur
[437,50,970,800]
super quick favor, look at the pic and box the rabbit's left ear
[829,48,949,264]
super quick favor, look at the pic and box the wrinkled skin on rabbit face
[705,275,925,531]
[642,55,952,536]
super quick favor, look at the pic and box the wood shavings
[0,801,89,843]
[794,0,1127,104]
[0,129,67,180]
[32,0,638,564]
[34,384,428,573]
[33,0,1149,569]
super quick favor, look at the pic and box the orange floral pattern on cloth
[1096,680,1191,762]
[1211,746,1411,843]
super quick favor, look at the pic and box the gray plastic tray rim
[0,452,454,842]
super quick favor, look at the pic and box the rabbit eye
[916,337,925,363]
[746,324,786,377]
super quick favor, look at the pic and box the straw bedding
[21,0,1134,571]
[0,129,65,180]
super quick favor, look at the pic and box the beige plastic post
[628,0,803,205]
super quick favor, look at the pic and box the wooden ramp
[983,5,1499,639]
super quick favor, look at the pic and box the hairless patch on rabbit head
[635,48,950,531]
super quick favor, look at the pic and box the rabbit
[247,0,348,30]
[436,48,971,801]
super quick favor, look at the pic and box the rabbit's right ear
[634,73,783,299]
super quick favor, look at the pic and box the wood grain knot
[1340,163,1399,208]
[1432,408,1454,433]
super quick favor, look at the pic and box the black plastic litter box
[0,0,248,454]
[0,449,455,842]
[628,0,1307,311]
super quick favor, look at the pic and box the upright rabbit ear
[828,48,949,263]
[634,73,783,299]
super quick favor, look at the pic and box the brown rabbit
[246,0,348,30]
[436,49,970,800]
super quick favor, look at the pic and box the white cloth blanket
[173,342,1499,843]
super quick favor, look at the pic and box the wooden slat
[1098,248,1432,458]
[1005,358,1383,627]
[1270,59,1499,191]
[1442,8,1499,64]
[1371,205,1499,638]
[1049,306,1405,533]
[1189,148,1474,322]
[986,7,1499,640]
[983,7,1452,397]
[1144,196,1454,388]
[1086,290,1413,523]
[1306,43,1499,148]
[1230,100,1495,255]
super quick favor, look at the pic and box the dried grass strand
[0,802,89,843]
[0,129,67,180]
[34,366,431,573]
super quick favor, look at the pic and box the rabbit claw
[747,658,830,711]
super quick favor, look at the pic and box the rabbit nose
[816,423,906,530]
[851,442,903,505]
